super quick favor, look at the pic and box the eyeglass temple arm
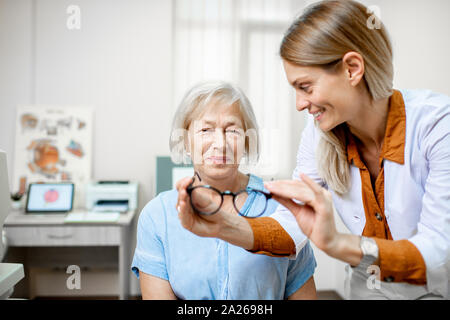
[187,171,202,189]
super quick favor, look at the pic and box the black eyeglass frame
[186,174,272,218]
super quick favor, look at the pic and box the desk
[3,209,136,299]
[0,263,25,299]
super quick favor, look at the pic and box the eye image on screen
[26,183,74,212]
[44,188,59,203]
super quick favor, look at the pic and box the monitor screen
[26,183,74,213]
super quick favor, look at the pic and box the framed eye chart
[13,106,93,208]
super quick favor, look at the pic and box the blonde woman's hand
[264,173,339,254]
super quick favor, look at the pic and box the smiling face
[283,59,365,132]
[187,99,246,181]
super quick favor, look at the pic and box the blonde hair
[280,0,394,195]
[169,80,260,164]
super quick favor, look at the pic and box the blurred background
[0,0,449,299]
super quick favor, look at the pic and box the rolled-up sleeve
[249,115,324,258]
[131,198,168,281]
[373,238,427,285]
[285,241,317,298]
[246,216,297,257]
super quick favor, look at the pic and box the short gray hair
[169,80,260,164]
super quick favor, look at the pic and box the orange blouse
[247,90,427,285]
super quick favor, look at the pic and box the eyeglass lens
[190,187,222,214]
[190,187,266,218]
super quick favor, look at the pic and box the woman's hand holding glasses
[176,175,228,238]
[175,175,255,249]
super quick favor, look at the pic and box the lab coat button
[375,212,383,221]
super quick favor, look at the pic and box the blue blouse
[131,174,316,299]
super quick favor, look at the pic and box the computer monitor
[25,182,74,213]
[0,150,12,260]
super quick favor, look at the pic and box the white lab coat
[272,89,450,299]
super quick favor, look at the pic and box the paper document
[64,211,120,223]
[93,204,128,212]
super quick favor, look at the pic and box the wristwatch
[358,236,379,270]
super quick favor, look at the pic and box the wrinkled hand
[264,173,339,253]
[175,176,229,238]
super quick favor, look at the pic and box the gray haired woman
[132,80,317,300]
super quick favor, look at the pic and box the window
[173,0,305,178]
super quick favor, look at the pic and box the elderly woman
[131,81,317,300]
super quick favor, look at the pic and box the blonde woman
[131,81,317,300]
[176,0,450,299]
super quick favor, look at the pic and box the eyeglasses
[186,172,272,218]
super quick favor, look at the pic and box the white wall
[0,0,174,297]
[374,0,450,96]
[1,0,449,298]
[299,0,450,97]
[32,0,174,203]
[1,0,175,201]
[0,0,34,170]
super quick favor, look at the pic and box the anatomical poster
[13,106,93,208]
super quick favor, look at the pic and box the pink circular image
[44,189,59,203]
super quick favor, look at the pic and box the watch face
[362,238,378,256]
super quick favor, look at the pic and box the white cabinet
[6,225,121,247]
